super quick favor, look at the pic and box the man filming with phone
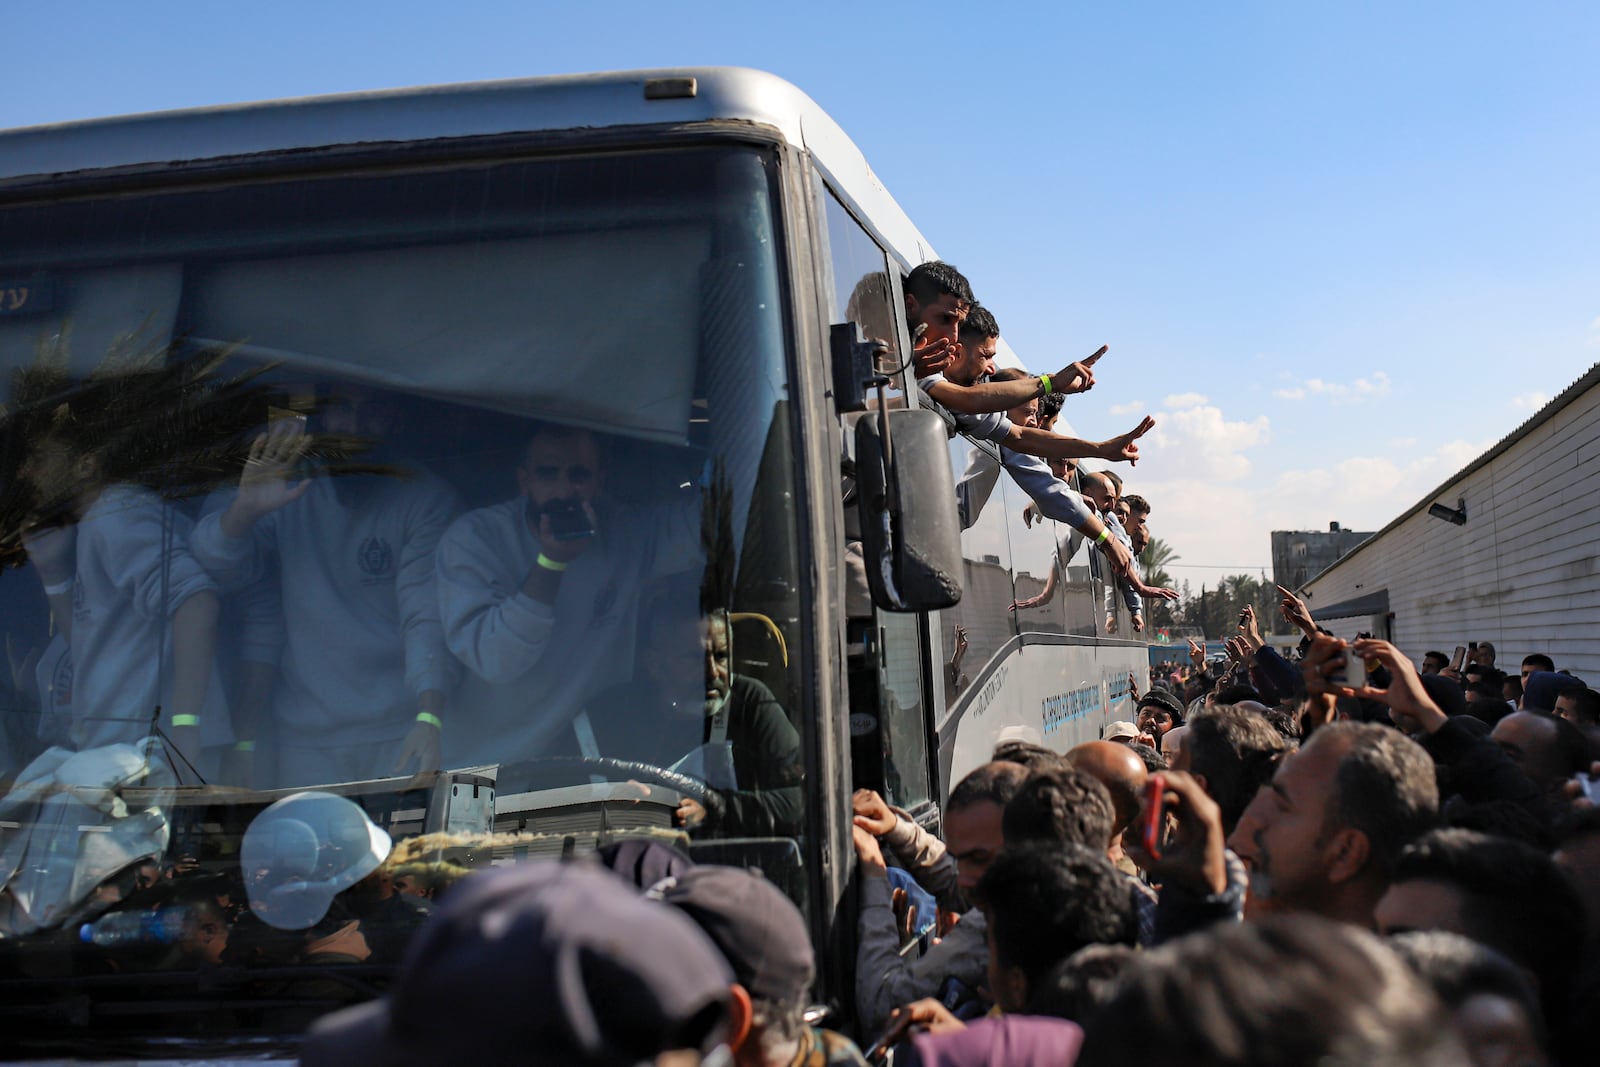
[435,422,701,768]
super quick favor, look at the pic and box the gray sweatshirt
[68,485,230,751]
[190,473,459,745]
[434,495,701,766]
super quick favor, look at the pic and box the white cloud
[1131,436,1494,590]
[1135,402,1272,484]
[1107,399,1145,417]
[1510,391,1549,412]
[1273,371,1391,405]
[1162,392,1208,409]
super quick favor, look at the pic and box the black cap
[302,861,732,1067]
[651,865,814,1007]
[1136,689,1185,722]
[594,837,696,890]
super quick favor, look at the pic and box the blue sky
[9,2,1599,580]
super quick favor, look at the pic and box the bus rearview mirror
[854,409,963,612]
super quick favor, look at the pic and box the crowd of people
[299,610,1598,1066]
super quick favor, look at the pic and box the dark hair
[1184,707,1287,834]
[1121,494,1150,517]
[1559,687,1600,726]
[947,760,1029,814]
[1002,767,1116,851]
[1037,391,1064,421]
[904,260,974,308]
[1102,469,1123,493]
[1418,674,1467,718]
[1390,828,1585,995]
[1025,943,1137,1022]
[1422,651,1450,667]
[991,739,1067,773]
[1465,680,1503,701]
[1077,916,1460,1067]
[1320,722,1440,877]
[1387,931,1545,1047]
[958,303,999,342]
[1522,653,1555,673]
[1262,706,1302,743]
[1549,713,1593,778]
[1212,684,1262,706]
[1127,742,1168,773]
[977,844,1136,994]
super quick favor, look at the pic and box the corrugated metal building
[1303,362,1600,679]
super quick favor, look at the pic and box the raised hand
[1098,416,1156,466]
[1054,345,1107,395]
[852,788,897,837]
[912,334,957,379]
[1126,771,1228,896]
[228,422,313,534]
[1188,638,1206,671]
[1240,605,1264,649]
[1276,584,1314,635]
[1345,638,1448,735]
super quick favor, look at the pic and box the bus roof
[0,68,934,263]
[1,66,1031,374]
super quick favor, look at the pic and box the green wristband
[1095,527,1111,545]
[536,553,568,572]
[416,711,444,730]
[233,740,256,752]
[171,714,200,728]
[1039,373,1053,396]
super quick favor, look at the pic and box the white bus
[0,67,1148,1058]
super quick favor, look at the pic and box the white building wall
[1305,377,1600,679]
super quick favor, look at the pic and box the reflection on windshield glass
[0,144,805,1050]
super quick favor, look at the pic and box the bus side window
[937,434,1019,709]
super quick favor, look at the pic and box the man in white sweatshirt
[191,389,458,787]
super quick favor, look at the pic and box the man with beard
[578,604,802,837]
[192,385,459,786]
[434,422,702,774]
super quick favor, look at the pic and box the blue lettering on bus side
[1041,683,1106,736]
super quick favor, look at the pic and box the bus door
[817,186,938,820]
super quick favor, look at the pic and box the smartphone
[1578,773,1600,804]
[1451,646,1466,669]
[1140,776,1165,859]
[1327,644,1362,689]
[527,498,596,542]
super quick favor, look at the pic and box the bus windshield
[0,143,806,1048]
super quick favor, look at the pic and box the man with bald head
[1490,710,1590,796]
[1066,741,1149,863]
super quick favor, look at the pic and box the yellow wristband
[416,712,444,730]
[1039,373,1053,396]
[233,740,256,752]
[171,714,200,728]
[1095,528,1111,545]
[536,553,568,572]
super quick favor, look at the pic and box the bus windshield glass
[0,143,806,1045]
